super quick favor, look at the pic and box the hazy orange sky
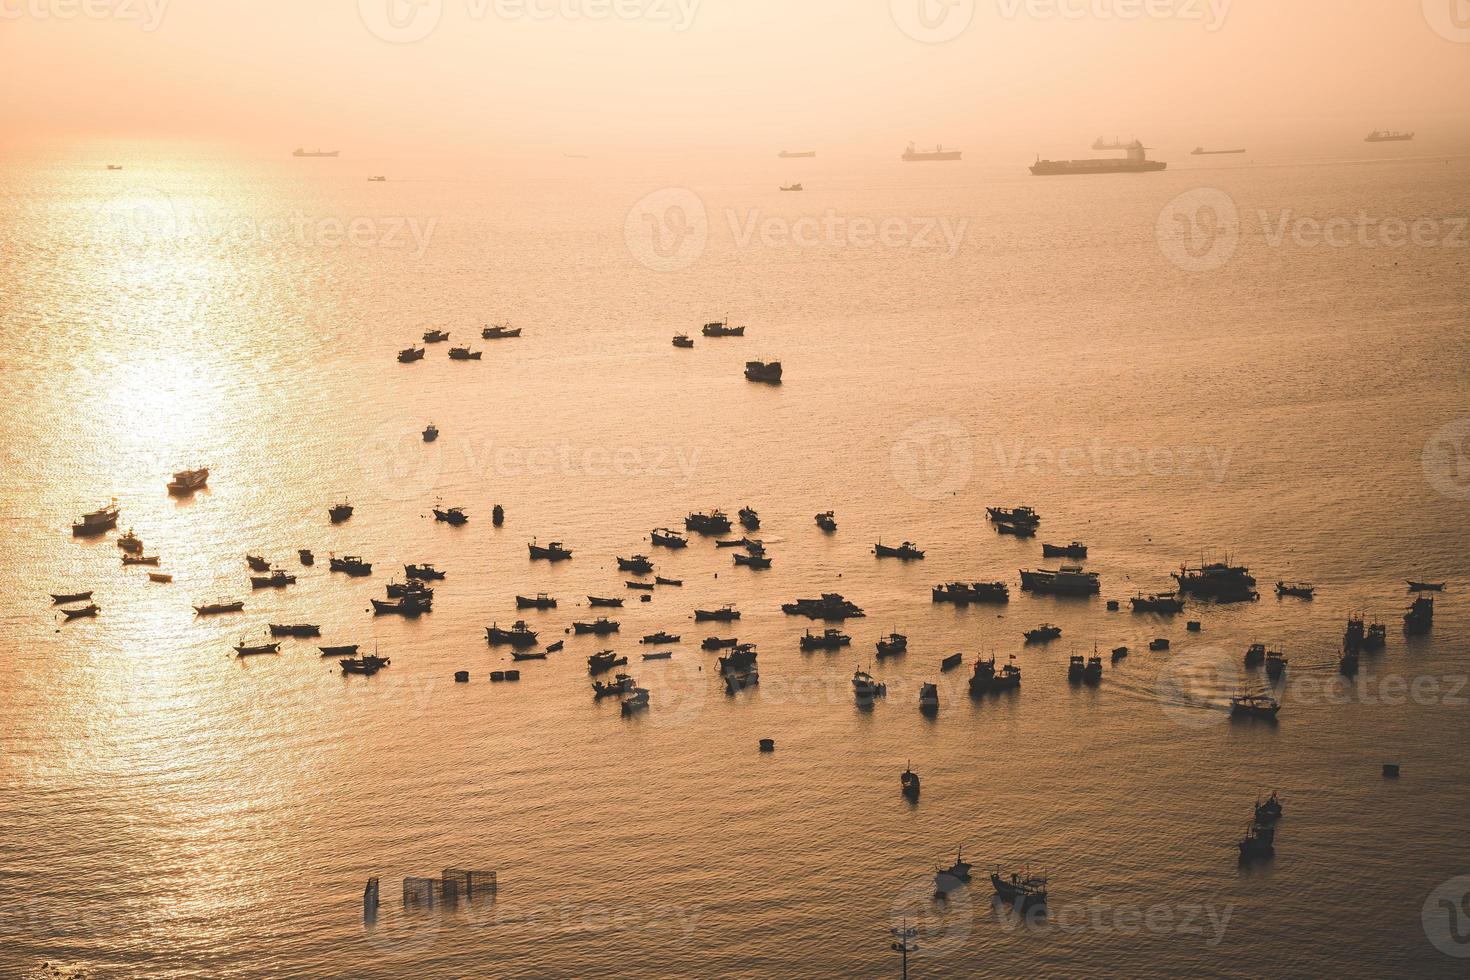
[3,0,1467,157]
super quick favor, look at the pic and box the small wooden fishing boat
[148,572,172,583]
[672,334,694,348]
[815,511,837,532]
[587,596,624,608]
[940,651,964,671]
[545,640,565,653]
[516,593,557,610]
[397,346,426,363]
[246,555,271,572]
[1407,580,1445,592]
[626,581,655,591]
[432,506,468,525]
[62,603,100,619]
[51,591,93,604]
[319,645,360,657]
[694,605,740,622]
[328,502,353,523]
[641,651,674,660]
[298,549,314,565]
[121,554,160,566]
[641,632,680,645]
[405,564,446,580]
[193,599,244,615]
[529,540,573,561]
[269,623,321,637]
[511,649,548,661]
[234,639,281,657]
[447,346,482,360]
[901,765,921,800]
[573,618,620,635]
[991,868,1047,909]
[655,576,683,587]
[734,553,772,569]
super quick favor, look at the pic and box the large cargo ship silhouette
[1364,130,1413,143]
[902,142,961,162]
[1030,140,1165,176]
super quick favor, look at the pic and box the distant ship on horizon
[778,150,816,158]
[1192,146,1246,155]
[1364,130,1414,143]
[292,148,340,157]
[1031,140,1165,176]
[902,142,961,162]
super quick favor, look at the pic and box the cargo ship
[1364,130,1413,143]
[292,148,340,157]
[903,142,961,162]
[1030,140,1165,176]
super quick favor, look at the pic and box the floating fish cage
[402,869,497,906]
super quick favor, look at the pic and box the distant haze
[3,0,1468,160]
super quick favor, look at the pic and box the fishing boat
[340,654,390,675]
[717,645,760,692]
[1041,541,1087,558]
[1244,643,1267,667]
[672,334,694,348]
[716,538,753,549]
[684,510,733,535]
[876,632,908,657]
[779,183,803,192]
[250,569,296,589]
[298,549,314,565]
[1067,653,1086,682]
[991,869,1048,910]
[934,846,972,895]
[901,766,921,801]
[573,618,620,635]
[492,504,504,526]
[800,628,851,651]
[1149,638,1170,651]
[781,593,865,620]
[744,361,783,384]
[626,581,655,592]
[1266,648,1287,680]
[592,673,635,698]
[193,599,244,615]
[318,644,360,657]
[873,541,925,560]
[385,580,432,599]
[328,502,354,523]
[1023,624,1062,643]
[397,346,426,363]
[245,555,271,572]
[587,596,624,608]
[733,553,772,569]
[50,591,93,604]
[1404,595,1434,634]
[234,638,281,657]
[932,581,1010,604]
[447,346,482,360]
[1111,645,1129,662]
[641,631,680,645]
[919,683,939,715]
[528,539,573,561]
[486,621,540,647]
[702,636,739,650]
[62,603,100,619]
[852,669,886,701]
[1407,580,1445,592]
[1238,821,1275,861]
[423,329,449,343]
[1363,621,1387,651]
[269,623,320,637]
[620,688,651,715]
[941,651,964,671]
[1255,792,1284,824]
[1084,651,1103,684]
[618,555,655,574]
[1130,592,1185,613]
[655,576,683,587]
[510,649,548,661]
[991,660,1022,692]
[738,507,760,530]
[1230,690,1281,718]
[588,651,628,675]
[702,319,745,337]
[482,323,521,339]
[694,605,740,622]
[986,505,1040,527]
[372,595,431,616]
[1275,581,1315,599]
[1020,566,1100,596]
[116,529,143,553]
[1173,559,1258,602]
[404,563,445,581]
[422,424,439,442]
[641,650,674,661]
[71,500,120,536]
[121,554,160,566]
[651,527,688,548]
[516,592,557,610]
[167,467,209,496]
[994,520,1036,538]
[815,511,837,532]
[433,506,468,526]
[148,572,172,583]
[329,554,372,576]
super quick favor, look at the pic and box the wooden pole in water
[890,919,917,979]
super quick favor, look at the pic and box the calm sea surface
[1,144,1468,979]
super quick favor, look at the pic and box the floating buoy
[1383,763,1400,778]
[454,670,469,683]
[491,670,506,682]
[1187,620,1202,632]
[1106,600,1120,611]
[759,738,775,753]
[505,670,520,681]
